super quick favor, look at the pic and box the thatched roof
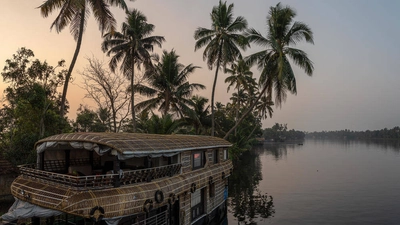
[35,133,231,154]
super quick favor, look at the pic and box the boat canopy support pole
[113,157,121,187]
[39,152,44,170]
[65,150,70,173]
[89,151,94,168]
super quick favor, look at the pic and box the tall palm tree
[224,3,314,140]
[102,9,165,131]
[194,0,248,136]
[39,0,129,118]
[135,49,205,117]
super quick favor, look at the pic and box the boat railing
[18,163,182,190]
[19,164,116,190]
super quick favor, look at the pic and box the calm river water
[227,139,400,224]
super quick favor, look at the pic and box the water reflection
[228,150,275,224]
[254,143,300,161]
[306,138,400,154]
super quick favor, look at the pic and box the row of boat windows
[192,149,228,170]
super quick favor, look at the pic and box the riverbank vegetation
[263,123,305,142]
[0,1,314,164]
[306,127,400,140]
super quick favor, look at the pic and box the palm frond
[285,47,314,75]
[88,0,116,34]
[284,21,314,45]
[70,7,88,40]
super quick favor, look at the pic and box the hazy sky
[1,0,400,132]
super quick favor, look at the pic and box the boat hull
[10,161,232,222]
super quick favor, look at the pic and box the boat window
[213,150,219,164]
[123,157,146,170]
[170,154,179,164]
[223,149,228,160]
[192,151,204,170]
[191,188,204,221]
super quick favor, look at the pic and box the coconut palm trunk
[234,84,241,136]
[131,61,136,131]
[59,8,85,118]
[211,45,223,136]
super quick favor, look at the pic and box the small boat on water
[1,133,233,225]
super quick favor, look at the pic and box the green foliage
[73,105,109,132]
[307,127,400,140]
[263,123,305,141]
[246,2,314,107]
[224,2,314,139]
[181,95,211,135]
[102,8,165,131]
[0,48,71,165]
[136,112,184,134]
[212,102,263,156]
[194,0,249,136]
[135,49,204,117]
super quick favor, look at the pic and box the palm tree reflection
[228,149,275,224]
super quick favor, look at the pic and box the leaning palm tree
[194,0,248,136]
[39,0,129,118]
[102,9,165,132]
[224,2,314,140]
[135,49,205,117]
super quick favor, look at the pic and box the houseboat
[1,133,233,225]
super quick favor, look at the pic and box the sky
[1,0,400,132]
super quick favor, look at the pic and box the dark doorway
[170,199,180,225]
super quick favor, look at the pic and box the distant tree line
[306,127,400,140]
[262,123,305,142]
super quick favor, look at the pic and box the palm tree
[140,113,184,134]
[183,95,211,135]
[225,56,255,135]
[135,49,205,117]
[224,3,314,140]
[39,0,129,118]
[254,95,274,120]
[194,0,248,136]
[225,56,255,94]
[102,9,165,132]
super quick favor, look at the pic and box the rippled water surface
[227,139,400,224]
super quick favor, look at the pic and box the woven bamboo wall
[179,191,191,225]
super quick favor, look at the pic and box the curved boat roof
[35,133,232,155]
